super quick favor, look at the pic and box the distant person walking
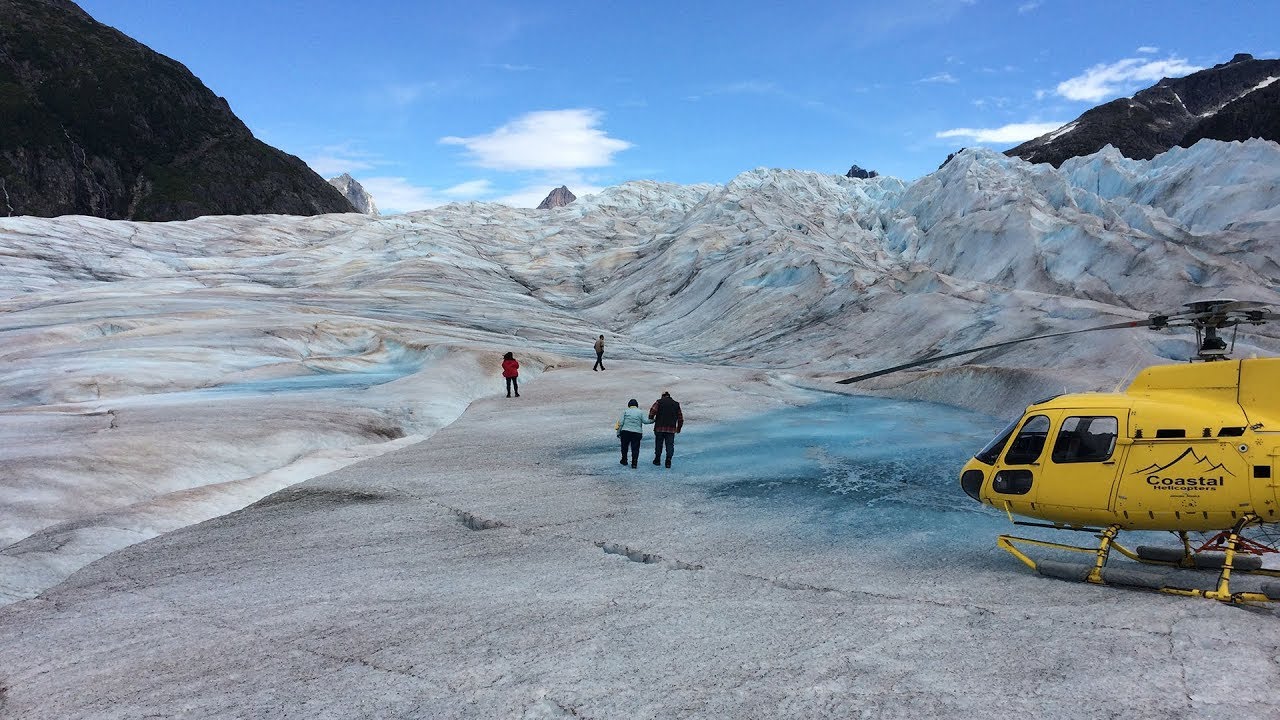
[502,352,520,398]
[615,398,653,468]
[593,335,606,371]
[648,391,684,468]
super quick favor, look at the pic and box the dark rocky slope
[1007,53,1280,167]
[0,0,355,220]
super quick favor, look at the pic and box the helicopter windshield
[974,419,1019,465]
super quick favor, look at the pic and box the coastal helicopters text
[840,299,1280,604]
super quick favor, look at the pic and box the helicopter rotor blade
[1164,306,1276,329]
[836,318,1155,385]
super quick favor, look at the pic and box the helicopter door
[989,414,1052,513]
[1034,414,1122,524]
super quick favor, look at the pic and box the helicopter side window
[1051,416,1118,463]
[1003,415,1050,465]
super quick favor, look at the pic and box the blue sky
[78,1,1278,212]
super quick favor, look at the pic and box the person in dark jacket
[502,352,520,398]
[593,335,606,371]
[648,391,683,468]
[615,398,653,468]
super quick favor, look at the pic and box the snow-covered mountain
[1008,53,1280,166]
[327,172,379,215]
[2,138,1279,602]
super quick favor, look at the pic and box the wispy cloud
[485,63,534,72]
[440,109,632,171]
[710,80,781,95]
[1017,1,1041,14]
[305,144,381,178]
[352,177,502,213]
[848,0,979,39]
[919,72,958,84]
[1136,46,1159,54]
[1056,56,1202,102]
[936,121,1067,143]
[358,177,445,213]
[372,81,441,109]
[495,177,608,209]
[442,180,494,198]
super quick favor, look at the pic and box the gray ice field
[3,361,1278,719]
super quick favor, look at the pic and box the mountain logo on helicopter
[1132,448,1234,491]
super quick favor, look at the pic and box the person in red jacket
[502,352,520,398]
[648,390,683,468]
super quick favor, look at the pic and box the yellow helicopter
[839,299,1280,604]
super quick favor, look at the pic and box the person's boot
[631,460,637,468]
[665,458,671,468]
[620,457,627,465]
[652,457,660,466]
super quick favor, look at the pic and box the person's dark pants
[653,431,675,465]
[619,430,641,466]
[505,376,519,397]
[594,351,605,370]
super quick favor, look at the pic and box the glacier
[1,139,1280,718]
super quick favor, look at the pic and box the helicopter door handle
[1102,461,1116,465]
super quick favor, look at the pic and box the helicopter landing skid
[997,516,1280,604]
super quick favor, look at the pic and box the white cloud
[1017,1,1041,13]
[1056,56,1202,102]
[442,180,494,198]
[358,177,448,214]
[440,109,632,171]
[919,72,958,84]
[936,121,1067,143]
[1136,46,1159,54]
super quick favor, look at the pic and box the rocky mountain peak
[328,173,379,215]
[1006,53,1280,167]
[845,164,879,179]
[537,185,576,209]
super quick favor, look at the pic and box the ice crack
[595,541,703,570]
[456,510,507,531]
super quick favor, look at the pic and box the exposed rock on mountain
[537,185,576,209]
[938,148,966,169]
[1007,53,1280,167]
[0,0,356,220]
[1180,79,1280,147]
[328,173,379,215]
[845,164,879,179]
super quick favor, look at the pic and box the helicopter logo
[1134,448,1233,492]
[840,299,1280,604]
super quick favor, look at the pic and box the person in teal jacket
[616,398,653,468]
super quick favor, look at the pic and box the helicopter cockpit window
[1003,415,1050,465]
[974,419,1019,465]
[1051,416,1118,463]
